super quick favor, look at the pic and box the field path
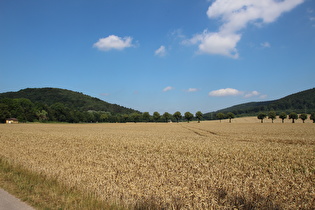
[180,123,219,137]
[0,189,34,210]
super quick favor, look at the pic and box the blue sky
[1,0,315,114]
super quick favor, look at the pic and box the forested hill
[204,88,315,119]
[0,88,139,122]
[0,87,138,113]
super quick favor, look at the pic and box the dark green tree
[142,112,150,122]
[153,112,160,122]
[226,112,235,123]
[216,112,225,122]
[289,112,298,123]
[268,111,277,123]
[0,103,10,123]
[257,112,267,123]
[173,111,182,123]
[184,112,193,123]
[310,112,315,123]
[279,112,287,123]
[299,113,307,123]
[13,98,36,122]
[121,114,129,123]
[100,113,110,122]
[162,112,171,122]
[130,112,141,123]
[50,102,69,122]
[195,111,203,123]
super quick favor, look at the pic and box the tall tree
[257,112,267,123]
[226,112,235,123]
[0,103,10,123]
[299,113,307,123]
[142,112,150,122]
[130,112,141,123]
[162,112,171,123]
[195,111,203,123]
[100,113,110,122]
[279,112,287,123]
[122,114,129,123]
[289,112,298,123]
[173,111,182,123]
[310,112,315,123]
[153,112,160,122]
[268,111,277,123]
[184,112,193,123]
[216,112,225,122]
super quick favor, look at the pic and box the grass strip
[0,157,122,210]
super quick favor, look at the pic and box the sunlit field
[0,118,314,209]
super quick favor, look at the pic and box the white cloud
[186,88,199,92]
[261,42,271,48]
[244,90,260,98]
[93,35,133,51]
[163,86,174,92]
[209,88,243,97]
[155,45,166,57]
[209,88,265,98]
[186,0,303,58]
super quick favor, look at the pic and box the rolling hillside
[204,88,315,119]
[0,87,138,114]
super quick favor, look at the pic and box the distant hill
[204,88,315,119]
[0,87,138,114]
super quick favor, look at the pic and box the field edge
[0,157,123,210]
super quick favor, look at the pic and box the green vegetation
[216,112,225,122]
[204,88,315,120]
[279,112,287,123]
[153,112,161,122]
[289,112,298,123]
[311,112,315,123]
[195,111,203,123]
[299,113,308,123]
[173,111,182,123]
[226,112,235,123]
[0,88,140,123]
[257,112,267,123]
[268,111,277,123]
[162,112,171,122]
[184,112,194,123]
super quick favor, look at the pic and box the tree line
[0,98,205,123]
[256,111,315,123]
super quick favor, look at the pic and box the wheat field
[0,119,314,209]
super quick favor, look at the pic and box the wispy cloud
[155,45,166,57]
[163,86,174,92]
[185,0,304,58]
[244,91,260,98]
[185,88,199,92]
[93,35,134,51]
[261,42,271,48]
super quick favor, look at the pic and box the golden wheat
[0,120,314,209]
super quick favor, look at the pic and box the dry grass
[0,120,314,209]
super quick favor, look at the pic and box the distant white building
[6,118,19,124]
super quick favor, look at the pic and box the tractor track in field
[180,124,219,137]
